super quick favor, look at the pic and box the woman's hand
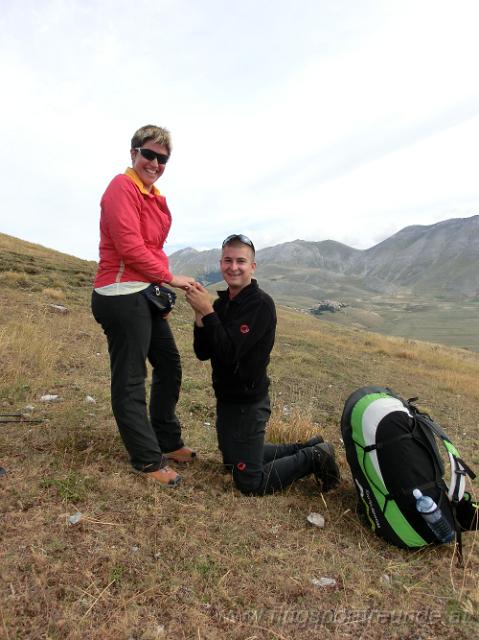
[169,274,196,290]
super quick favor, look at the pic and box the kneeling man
[185,234,340,495]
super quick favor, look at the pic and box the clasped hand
[184,282,214,317]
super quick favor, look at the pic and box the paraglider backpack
[341,386,477,552]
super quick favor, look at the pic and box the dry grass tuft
[0,312,63,395]
[42,287,67,301]
[0,270,31,288]
[268,404,319,444]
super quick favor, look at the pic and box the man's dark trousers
[91,290,184,470]
[216,395,314,495]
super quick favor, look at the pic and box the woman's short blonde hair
[131,125,172,155]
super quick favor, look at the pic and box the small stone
[311,577,336,588]
[85,395,96,404]
[40,394,59,402]
[47,304,69,314]
[307,512,325,528]
[68,512,82,525]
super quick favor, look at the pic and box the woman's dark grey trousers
[92,290,184,471]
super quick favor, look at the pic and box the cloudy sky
[1,0,478,260]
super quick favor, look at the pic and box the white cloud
[0,0,478,259]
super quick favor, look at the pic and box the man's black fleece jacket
[193,279,277,404]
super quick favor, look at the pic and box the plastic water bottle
[413,489,455,543]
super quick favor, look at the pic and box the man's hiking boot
[300,435,324,448]
[312,442,340,492]
[165,446,197,463]
[142,466,181,487]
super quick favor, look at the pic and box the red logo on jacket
[240,324,250,334]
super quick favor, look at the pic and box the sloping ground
[0,236,478,639]
[0,232,96,290]
[305,299,479,352]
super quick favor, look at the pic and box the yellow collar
[125,167,161,196]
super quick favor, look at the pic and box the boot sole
[313,443,340,492]
[165,453,197,464]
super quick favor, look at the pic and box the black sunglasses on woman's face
[135,147,169,164]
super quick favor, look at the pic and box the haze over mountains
[170,215,479,350]
[170,215,479,299]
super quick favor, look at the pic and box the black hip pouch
[141,284,177,314]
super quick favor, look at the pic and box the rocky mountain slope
[356,216,479,296]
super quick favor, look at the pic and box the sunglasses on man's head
[222,234,255,253]
[135,147,169,164]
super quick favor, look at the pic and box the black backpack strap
[363,432,414,452]
[398,479,439,497]
[450,501,464,567]
[456,457,476,480]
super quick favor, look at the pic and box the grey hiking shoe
[312,442,340,492]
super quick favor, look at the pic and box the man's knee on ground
[232,465,264,496]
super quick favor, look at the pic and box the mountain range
[170,215,479,350]
[170,215,479,300]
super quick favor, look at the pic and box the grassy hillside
[302,297,479,353]
[0,235,478,639]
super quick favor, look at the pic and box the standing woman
[92,124,196,486]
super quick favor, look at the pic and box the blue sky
[1,0,478,260]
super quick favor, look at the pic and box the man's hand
[185,282,214,319]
